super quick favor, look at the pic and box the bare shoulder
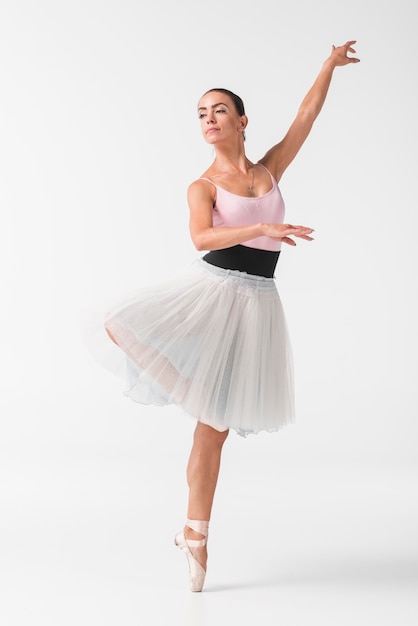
[187,177,216,207]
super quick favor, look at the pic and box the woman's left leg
[175,421,229,591]
[184,421,229,567]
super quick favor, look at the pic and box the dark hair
[203,88,245,116]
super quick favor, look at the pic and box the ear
[238,115,248,131]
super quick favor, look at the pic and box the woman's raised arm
[259,41,360,182]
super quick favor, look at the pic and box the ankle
[186,519,209,535]
[184,519,209,544]
[184,526,206,542]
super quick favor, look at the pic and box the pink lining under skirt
[86,259,295,437]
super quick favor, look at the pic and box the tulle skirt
[88,259,295,437]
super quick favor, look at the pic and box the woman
[103,41,359,592]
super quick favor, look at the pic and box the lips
[206,128,220,134]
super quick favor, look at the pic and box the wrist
[322,58,336,72]
[258,222,266,236]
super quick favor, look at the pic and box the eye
[198,113,206,119]
[215,108,226,114]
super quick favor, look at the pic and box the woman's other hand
[262,223,315,246]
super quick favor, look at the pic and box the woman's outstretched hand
[328,40,360,66]
[262,223,315,246]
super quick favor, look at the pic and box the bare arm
[259,41,360,182]
[188,180,314,251]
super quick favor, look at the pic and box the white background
[1,1,417,624]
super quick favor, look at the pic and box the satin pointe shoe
[174,519,209,592]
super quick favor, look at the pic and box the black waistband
[202,245,280,278]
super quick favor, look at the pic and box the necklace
[213,163,256,196]
[248,167,255,197]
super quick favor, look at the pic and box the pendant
[248,166,255,196]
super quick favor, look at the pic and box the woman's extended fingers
[284,224,314,235]
[280,236,297,246]
[281,234,314,246]
[265,224,315,245]
[331,40,360,65]
[263,223,314,244]
[283,225,314,245]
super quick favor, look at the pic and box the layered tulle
[88,259,295,436]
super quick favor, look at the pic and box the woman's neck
[212,146,253,175]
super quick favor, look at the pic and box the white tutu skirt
[89,259,295,437]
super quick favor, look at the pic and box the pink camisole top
[200,163,285,252]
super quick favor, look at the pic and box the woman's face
[197,91,246,144]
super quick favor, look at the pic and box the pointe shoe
[174,519,209,592]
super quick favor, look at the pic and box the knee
[194,422,229,449]
[105,324,118,346]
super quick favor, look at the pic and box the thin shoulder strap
[256,161,276,182]
[199,177,217,188]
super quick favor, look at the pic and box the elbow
[191,235,207,252]
[194,242,206,252]
[190,229,210,252]
[298,103,321,121]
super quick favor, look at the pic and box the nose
[206,111,216,124]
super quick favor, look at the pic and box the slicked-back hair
[202,88,245,117]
